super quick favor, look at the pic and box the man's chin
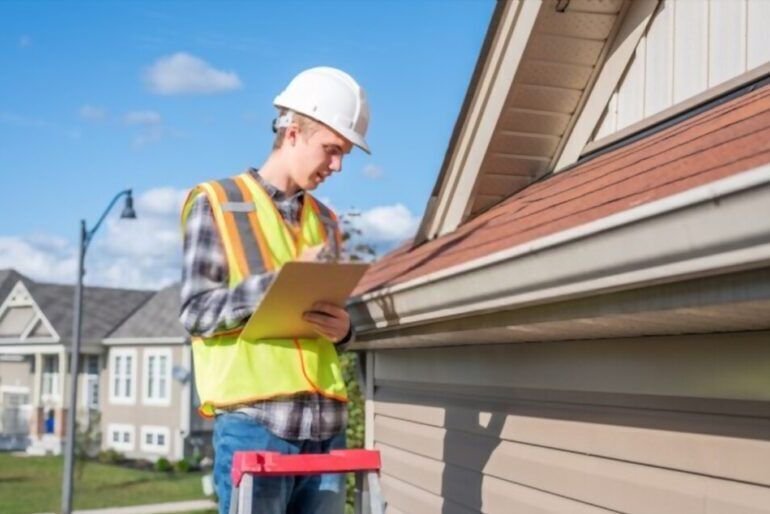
[302,180,319,191]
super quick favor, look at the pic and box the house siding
[0,359,33,394]
[594,0,770,141]
[371,332,770,513]
[100,345,186,460]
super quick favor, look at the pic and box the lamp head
[120,190,137,219]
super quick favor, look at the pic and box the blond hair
[272,109,321,150]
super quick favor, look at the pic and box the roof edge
[350,164,770,334]
[412,0,509,247]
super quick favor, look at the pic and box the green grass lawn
[0,453,212,514]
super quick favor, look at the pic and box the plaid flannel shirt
[179,169,351,441]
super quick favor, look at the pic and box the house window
[109,350,136,405]
[107,423,134,452]
[143,349,171,406]
[42,355,59,398]
[140,425,170,454]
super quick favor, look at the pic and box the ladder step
[231,449,381,485]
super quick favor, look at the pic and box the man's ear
[284,123,300,147]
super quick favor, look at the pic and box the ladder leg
[367,471,385,514]
[237,474,253,514]
[229,483,239,514]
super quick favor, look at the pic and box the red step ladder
[230,449,385,514]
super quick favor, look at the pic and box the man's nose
[329,155,343,172]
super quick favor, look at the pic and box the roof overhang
[415,0,659,243]
[350,164,770,349]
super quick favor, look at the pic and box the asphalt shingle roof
[0,269,26,304]
[0,269,155,343]
[25,281,155,343]
[108,283,187,339]
[355,82,770,295]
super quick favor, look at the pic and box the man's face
[287,123,353,191]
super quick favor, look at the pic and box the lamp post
[61,189,136,514]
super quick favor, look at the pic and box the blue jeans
[213,412,346,514]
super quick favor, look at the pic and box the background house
[102,283,212,462]
[349,0,770,512]
[0,270,208,461]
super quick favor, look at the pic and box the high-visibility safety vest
[181,171,348,418]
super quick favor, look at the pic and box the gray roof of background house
[0,269,191,343]
[0,269,25,304]
[107,283,188,339]
[0,269,155,343]
[26,281,154,343]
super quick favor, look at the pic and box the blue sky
[0,0,495,289]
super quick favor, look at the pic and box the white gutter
[350,164,770,333]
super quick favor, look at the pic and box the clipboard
[241,261,370,340]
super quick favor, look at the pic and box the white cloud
[79,105,107,122]
[347,204,419,244]
[362,164,383,179]
[0,187,190,290]
[19,35,32,48]
[0,234,77,285]
[144,52,242,95]
[1,194,418,288]
[136,187,189,216]
[124,110,162,126]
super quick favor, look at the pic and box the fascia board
[426,0,542,240]
[350,164,770,333]
[0,281,61,342]
[102,337,187,346]
[0,344,64,354]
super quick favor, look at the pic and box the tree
[339,211,377,262]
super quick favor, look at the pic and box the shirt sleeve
[179,194,276,337]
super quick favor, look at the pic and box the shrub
[97,449,124,465]
[174,459,191,473]
[154,457,173,472]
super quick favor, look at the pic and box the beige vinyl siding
[0,359,32,392]
[593,0,770,141]
[372,332,770,513]
[100,345,185,460]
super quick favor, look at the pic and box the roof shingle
[355,83,770,295]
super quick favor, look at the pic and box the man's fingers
[304,313,344,331]
[311,301,346,317]
[305,320,345,341]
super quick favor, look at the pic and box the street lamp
[61,189,136,514]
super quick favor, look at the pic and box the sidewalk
[36,499,217,514]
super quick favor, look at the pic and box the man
[179,66,370,514]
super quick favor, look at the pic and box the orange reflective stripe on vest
[181,171,348,417]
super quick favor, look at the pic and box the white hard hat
[273,66,371,154]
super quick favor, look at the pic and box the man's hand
[302,301,351,343]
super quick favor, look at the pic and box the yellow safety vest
[181,171,348,418]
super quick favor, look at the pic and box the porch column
[30,353,44,437]
[59,348,68,406]
[57,348,68,437]
[32,353,43,406]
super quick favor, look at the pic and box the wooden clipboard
[240,261,370,340]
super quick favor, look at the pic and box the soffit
[468,0,626,217]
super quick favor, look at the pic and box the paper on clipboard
[240,261,370,340]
